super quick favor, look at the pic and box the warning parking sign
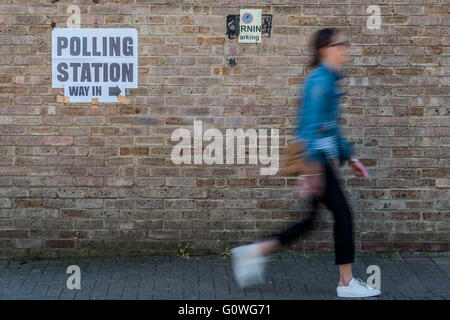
[239,9,262,43]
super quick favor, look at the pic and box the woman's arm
[296,75,333,163]
[336,124,355,165]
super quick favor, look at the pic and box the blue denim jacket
[295,62,355,167]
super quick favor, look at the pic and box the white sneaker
[337,278,381,298]
[230,244,267,288]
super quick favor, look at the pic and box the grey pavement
[0,251,448,300]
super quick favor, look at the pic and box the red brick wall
[0,0,448,258]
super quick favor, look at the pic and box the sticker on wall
[239,9,262,43]
[226,13,272,41]
[52,28,138,103]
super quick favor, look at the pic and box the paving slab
[0,252,448,300]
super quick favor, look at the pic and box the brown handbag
[280,140,309,176]
[280,140,325,199]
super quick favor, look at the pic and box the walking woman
[231,28,381,298]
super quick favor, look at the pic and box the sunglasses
[326,41,350,47]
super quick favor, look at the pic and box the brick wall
[0,0,448,259]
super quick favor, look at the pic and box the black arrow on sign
[109,86,121,97]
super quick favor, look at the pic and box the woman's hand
[349,158,369,179]
[297,162,325,199]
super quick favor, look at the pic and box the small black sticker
[226,15,240,39]
[262,14,273,37]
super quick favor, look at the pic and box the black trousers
[273,161,355,265]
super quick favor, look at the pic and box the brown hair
[311,28,337,67]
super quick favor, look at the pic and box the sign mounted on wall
[238,9,262,43]
[226,13,272,40]
[52,28,138,103]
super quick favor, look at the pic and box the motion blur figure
[231,28,380,298]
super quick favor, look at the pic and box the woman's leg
[231,176,323,289]
[320,163,355,285]
[258,187,321,255]
[338,264,353,286]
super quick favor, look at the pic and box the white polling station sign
[52,28,138,103]
[239,9,262,43]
